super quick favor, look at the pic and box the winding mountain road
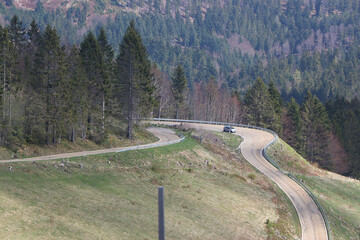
[0,127,180,163]
[149,120,328,240]
[1,122,328,239]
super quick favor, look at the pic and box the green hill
[268,138,360,240]
[0,128,300,239]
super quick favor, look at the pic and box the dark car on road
[223,126,236,133]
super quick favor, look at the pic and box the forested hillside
[1,1,360,178]
[2,0,360,99]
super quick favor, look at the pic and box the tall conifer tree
[171,64,188,119]
[116,20,154,139]
[268,80,283,116]
[245,77,281,132]
[65,46,88,142]
[97,28,114,132]
[301,91,331,168]
[80,31,104,141]
[0,26,17,146]
[31,25,66,144]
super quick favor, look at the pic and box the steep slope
[0,127,300,239]
[151,120,329,239]
[268,138,360,240]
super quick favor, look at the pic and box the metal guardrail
[287,173,332,240]
[150,118,331,240]
[287,174,332,240]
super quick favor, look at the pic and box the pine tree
[80,31,105,142]
[268,80,283,116]
[115,20,154,139]
[65,45,88,142]
[244,77,281,132]
[30,25,67,144]
[0,26,18,146]
[171,64,188,119]
[301,91,331,168]
[284,97,302,150]
[7,15,27,52]
[23,19,41,86]
[28,19,41,48]
[97,28,114,133]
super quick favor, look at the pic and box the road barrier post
[158,186,165,240]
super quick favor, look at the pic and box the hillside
[0,128,300,239]
[2,0,360,100]
[1,1,360,178]
[267,138,360,240]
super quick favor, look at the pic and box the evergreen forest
[1,0,360,179]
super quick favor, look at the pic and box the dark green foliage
[0,11,360,179]
[64,46,88,142]
[3,0,360,99]
[6,15,27,51]
[80,31,108,142]
[326,97,360,177]
[97,27,114,99]
[284,98,302,150]
[268,80,283,116]
[0,15,159,148]
[244,78,281,133]
[30,25,67,144]
[300,91,331,169]
[171,64,188,119]
[0,25,19,148]
[116,20,154,139]
[5,0,13,7]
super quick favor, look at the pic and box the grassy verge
[268,139,360,240]
[0,127,158,160]
[0,130,300,240]
[266,138,314,174]
[294,174,360,240]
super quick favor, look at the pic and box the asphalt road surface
[1,122,328,240]
[150,121,328,240]
[0,127,180,163]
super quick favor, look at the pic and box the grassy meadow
[0,128,300,240]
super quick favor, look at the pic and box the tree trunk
[87,111,91,136]
[127,61,133,140]
[52,124,56,144]
[158,95,163,118]
[71,127,75,142]
[8,70,11,126]
[3,48,6,118]
[102,94,105,134]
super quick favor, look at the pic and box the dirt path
[149,121,328,240]
[0,127,180,163]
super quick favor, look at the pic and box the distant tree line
[1,15,359,179]
[3,0,360,101]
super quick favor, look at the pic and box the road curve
[149,121,328,240]
[0,127,180,163]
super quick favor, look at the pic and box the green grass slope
[268,139,360,240]
[0,129,300,240]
